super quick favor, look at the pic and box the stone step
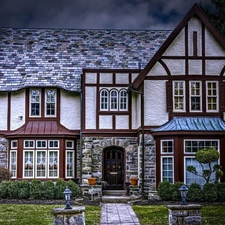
[102,190,127,196]
[101,195,131,203]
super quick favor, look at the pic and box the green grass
[132,205,225,225]
[0,204,101,225]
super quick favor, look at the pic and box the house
[0,4,225,197]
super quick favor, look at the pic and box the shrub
[0,167,12,182]
[30,180,44,199]
[18,180,30,199]
[54,179,67,199]
[0,180,10,198]
[67,180,80,198]
[157,180,172,201]
[187,183,204,202]
[170,182,183,201]
[8,180,20,199]
[216,183,225,202]
[203,183,217,202]
[43,180,55,199]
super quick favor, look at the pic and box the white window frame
[66,150,74,178]
[48,150,59,178]
[30,89,41,117]
[24,140,35,149]
[110,89,118,111]
[66,140,74,149]
[161,140,174,154]
[11,140,17,149]
[206,81,218,112]
[36,150,47,178]
[100,89,108,111]
[161,156,174,184]
[10,150,17,178]
[23,150,34,178]
[173,81,185,112]
[48,140,59,148]
[36,140,47,149]
[190,81,202,112]
[119,89,128,111]
[45,89,56,117]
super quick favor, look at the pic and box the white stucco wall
[132,73,139,82]
[147,62,167,76]
[189,60,202,75]
[163,59,185,75]
[0,93,8,130]
[100,73,113,84]
[99,115,112,129]
[60,90,80,130]
[132,93,141,129]
[115,73,129,84]
[115,115,129,129]
[85,73,97,84]
[85,86,96,129]
[10,90,25,130]
[144,80,168,126]
[206,60,224,75]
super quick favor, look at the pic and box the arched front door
[103,147,124,190]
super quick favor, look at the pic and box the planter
[87,177,97,185]
[130,178,138,185]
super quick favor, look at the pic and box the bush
[54,179,67,199]
[43,180,55,199]
[8,180,20,199]
[67,180,80,198]
[0,180,10,198]
[0,167,12,182]
[30,180,44,199]
[157,180,172,201]
[216,183,225,202]
[170,182,183,201]
[18,180,30,199]
[187,183,204,202]
[203,183,217,202]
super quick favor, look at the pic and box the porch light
[63,185,72,209]
[179,184,188,205]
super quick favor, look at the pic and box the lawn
[132,205,225,225]
[0,204,101,225]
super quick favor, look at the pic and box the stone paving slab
[100,203,141,225]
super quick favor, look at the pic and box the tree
[186,147,224,184]
[200,0,225,38]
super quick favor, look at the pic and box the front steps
[102,190,130,203]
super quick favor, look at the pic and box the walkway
[100,203,141,225]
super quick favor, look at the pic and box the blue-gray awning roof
[152,117,225,132]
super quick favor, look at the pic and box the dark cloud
[0,0,211,30]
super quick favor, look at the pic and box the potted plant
[87,177,97,185]
[130,176,138,185]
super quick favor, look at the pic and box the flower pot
[88,177,97,185]
[130,178,138,185]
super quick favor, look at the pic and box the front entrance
[103,147,124,190]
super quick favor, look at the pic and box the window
[36,140,47,148]
[100,89,108,110]
[161,140,173,153]
[49,140,59,148]
[36,151,46,178]
[173,81,185,111]
[161,157,174,183]
[110,90,118,110]
[119,89,128,110]
[184,140,218,153]
[30,90,40,116]
[10,151,17,178]
[24,151,34,178]
[45,89,56,116]
[24,140,34,148]
[206,81,218,111]
[66,140,74,149]
[11,141,17,149]
[48,151,58,178]
[190,81,201,111]
[66,151,74,178]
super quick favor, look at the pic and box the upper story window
[173,81,185,111]
[100,88,128,111]
[30,89,57,117]
[206,81,218,111]
[190,81,201,111]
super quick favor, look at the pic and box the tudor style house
[0,4,225,196]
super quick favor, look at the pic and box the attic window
[193,31,197,56]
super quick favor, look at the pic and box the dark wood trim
[202,22,206,76]
[57,89,60,122]
[159,59,171,76]
[7,92,11,131]
[185,24,189,75]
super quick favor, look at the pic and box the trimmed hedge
[0,179,80,200]
[157,181,225,202]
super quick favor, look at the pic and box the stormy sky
[0,0,212,30]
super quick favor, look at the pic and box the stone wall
[0,137,8,168]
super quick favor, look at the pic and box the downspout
[79,86,83,184]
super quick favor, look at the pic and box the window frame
[206,81,218,112]
[66,150,75,178]
[119,89,128,111]
[173,81,185,112]
[48,140,59,149]
[36,150,47,178]
[45,89,57,117]
[30,89,41,117]
[100,89,109,111]
[10,150,17,178]
[110,89,118,111]
[48,150,59,178]
[189,81,202,112]
[161,156,174,184]
[23,150,34,178]
[161,140,174,154]
[24,140,35,149]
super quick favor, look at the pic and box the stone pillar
[52,206,85,225]
[167,204,202,225]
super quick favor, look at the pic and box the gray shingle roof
[0,28,171,92]
[153,117,225,132]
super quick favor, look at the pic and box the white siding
[85,73,97,84]
[10,90,25,130]
[163,59,185,75]
[189,60,202,75]
[85,86,96,129]
[100,73,113,84]
[0,93,8,130]
[60,90,80,130]
[206,60,224,76]
[148,62,167,76]
[99,115,112,129]
[116,115,129,129]
[132,93,141,129]
[115,73,129,84]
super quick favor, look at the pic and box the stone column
[167,204,202,225]
[52,206,85,225]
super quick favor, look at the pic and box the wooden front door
[104,148,124,190]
